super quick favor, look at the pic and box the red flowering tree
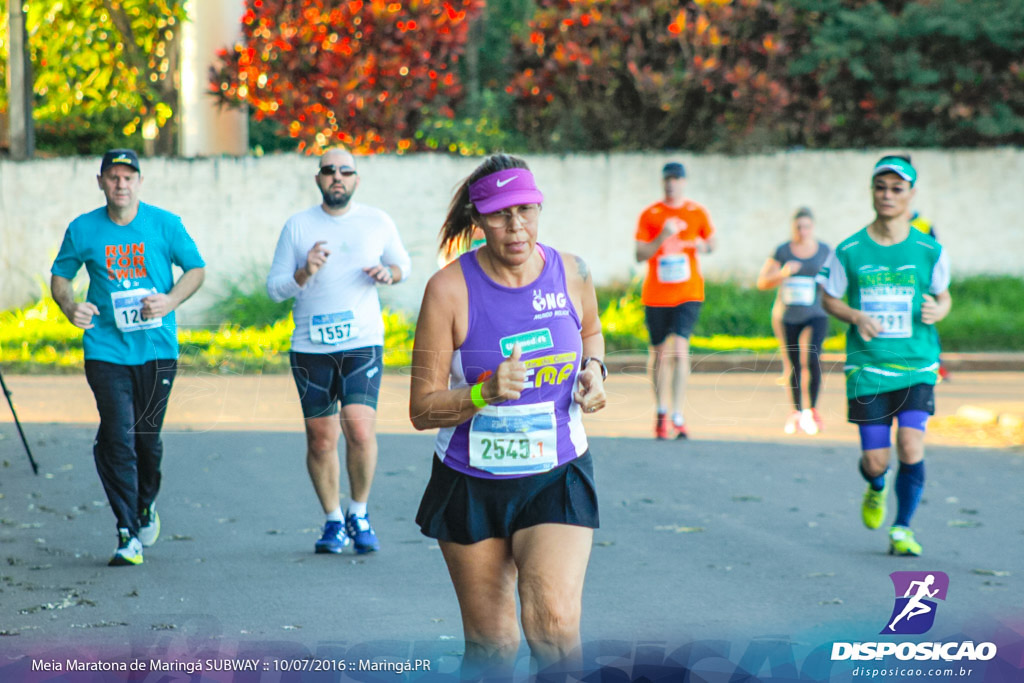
[210,0,484,154]
[507,0,800,151]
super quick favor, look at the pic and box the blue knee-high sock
[859,460,888,491]
[894,461,926,527]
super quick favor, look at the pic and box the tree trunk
[6,2,35,159]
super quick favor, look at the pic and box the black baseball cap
[662,162,686,179]
[100,149,141,174]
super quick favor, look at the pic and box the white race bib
[656,254,691,283]
[110,288,162,333]
[468,401,558,476]
[309,311,359,345]
[860,289,913,338]
[781,276,816,306]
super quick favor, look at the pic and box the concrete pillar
[179,0,248,157]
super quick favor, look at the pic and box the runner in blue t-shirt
[50,149,205,567]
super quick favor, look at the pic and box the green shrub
[937,276,1024,351]
[696,280,777,337]
[207,272,293,328]
[2,275,1020,373]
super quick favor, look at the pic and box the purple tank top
[434,245,589,479]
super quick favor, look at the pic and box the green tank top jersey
[823,227,946,399]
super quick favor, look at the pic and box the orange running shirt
[635,200,715,306]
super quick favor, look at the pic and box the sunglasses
[319,165,357,177]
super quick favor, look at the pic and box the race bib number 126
[111,288,162,333]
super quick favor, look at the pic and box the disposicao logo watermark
[831,571,998,663]
[882,571,949,635]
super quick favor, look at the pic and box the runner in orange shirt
[635,162,717,440]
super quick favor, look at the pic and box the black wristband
[581,356,608,380]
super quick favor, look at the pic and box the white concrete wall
[2,149,1022,324]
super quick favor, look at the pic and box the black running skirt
[416,452,599,545]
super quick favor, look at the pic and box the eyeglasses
[319,165,357,177]
[481,204,540,229]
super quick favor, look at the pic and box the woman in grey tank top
[757,207,831,435]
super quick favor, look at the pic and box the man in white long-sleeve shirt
[267,147,411,555]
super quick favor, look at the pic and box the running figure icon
[882,570,949,635]
[888,574,939,632]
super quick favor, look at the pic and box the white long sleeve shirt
[267,203,412,354]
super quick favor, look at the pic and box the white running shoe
[799,409,819,435]
[784,411,801,434]
[109,529,143,566]
[138,505,160,547]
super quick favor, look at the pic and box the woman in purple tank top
[410,154,607,678]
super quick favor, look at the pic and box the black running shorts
[847,383,935,426]
[644,301,703,346]
[289,346,383,418]
[416,452,599,545]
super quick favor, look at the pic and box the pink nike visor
[469,169,544,214]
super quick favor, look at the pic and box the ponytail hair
[439,153,531,257]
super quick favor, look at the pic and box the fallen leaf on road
[70,621,128,629]
[655,525,705,533]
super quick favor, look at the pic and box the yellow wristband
[470,382,487,409]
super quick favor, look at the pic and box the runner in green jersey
[817,155,952,557]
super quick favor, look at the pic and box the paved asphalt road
[0,372,1021,681]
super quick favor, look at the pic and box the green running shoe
[861,481,888,529]
[889,525,922,556]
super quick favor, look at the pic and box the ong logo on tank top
[532,288,570,321]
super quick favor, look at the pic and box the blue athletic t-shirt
[51,203,205,365]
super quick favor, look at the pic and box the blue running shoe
[314,520,350,554]
[345,512,380,554]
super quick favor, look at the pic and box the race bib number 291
[860,289,913,338]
